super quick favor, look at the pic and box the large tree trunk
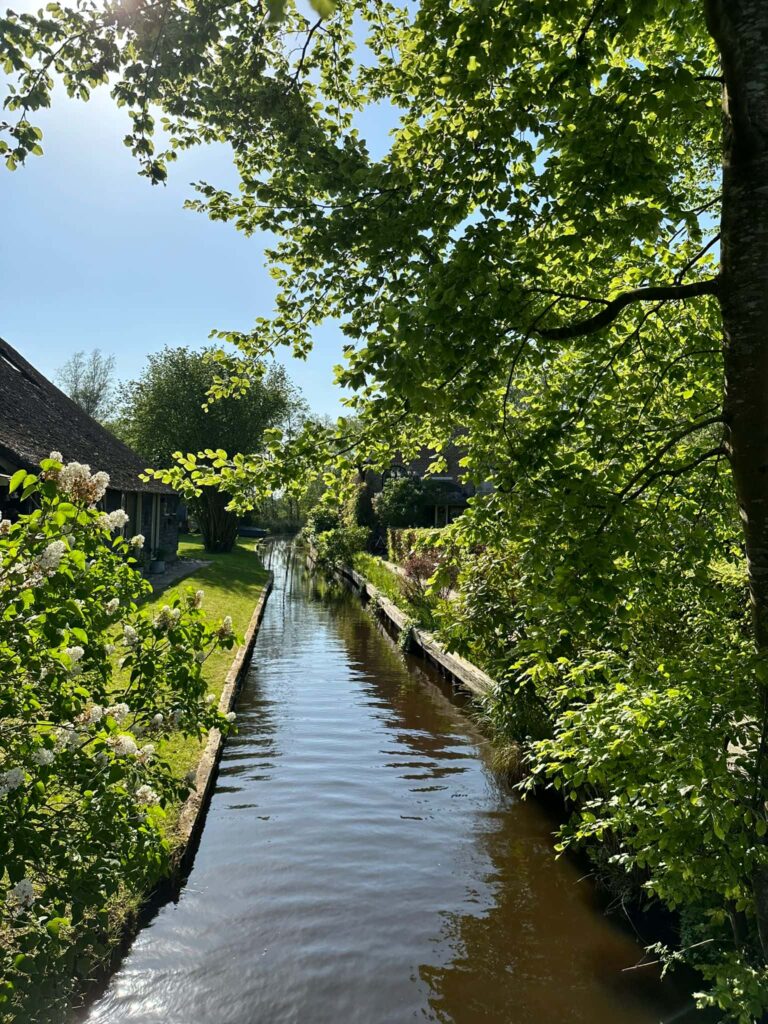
[192,489,239,553]
[706,0,768,960]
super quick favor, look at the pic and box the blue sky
[0,25,397,418]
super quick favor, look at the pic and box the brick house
[364,442,484,527]
[0,338,179,564]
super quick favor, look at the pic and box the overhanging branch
[535,277,719,341]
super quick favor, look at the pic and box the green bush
[313,525,370,570]
[387,527,444,564]
[0,457,237,1022]
[304,503,342,539]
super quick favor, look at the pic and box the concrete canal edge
[307,547,493,699]
[71,573,275,1017]
[175,570,274,874]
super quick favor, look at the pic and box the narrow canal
[86,541,693,1024]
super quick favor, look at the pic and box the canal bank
[83,540,695,1024]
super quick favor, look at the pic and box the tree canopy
[117,346,302,549]
[55,349,115,421]
[4,0,768,1017]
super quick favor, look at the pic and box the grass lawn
[146,535,270,832]
[353,552,406,607]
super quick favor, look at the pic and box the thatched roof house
[0,338,179,563]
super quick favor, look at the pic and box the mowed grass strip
[143,536,269,826]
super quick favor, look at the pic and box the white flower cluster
[37,539,67,572]
[106,702,130,724]
[154,605,181,631]
[137,743,155,765]
[218,615,234,639]
[11,878,35,912]
[54,724,81,752]
[53,460,110,506]
[134,784,160,806]
[131,534,145,549]
[108,734,138,758]
[32,747,55,766]
[98,508,130,532]
[0,514,10,537]
[105,598,120,616]
[225,711,236,724]
[151,712,164,728]
[193,589,204,609]
[0,767,24,797]
[64,646,84,665]
[122,624,138,648]
[76,704,104,727]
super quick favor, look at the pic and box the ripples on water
[85,541,695,1024]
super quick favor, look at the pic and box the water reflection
[83,540,694,1024]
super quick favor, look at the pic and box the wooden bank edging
[175,571,274,872]
[307,547,494,699]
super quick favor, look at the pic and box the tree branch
[535,278,719,341]
[624,445,726,502]
[617,414,724,502]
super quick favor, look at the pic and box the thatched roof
[0,338,172,494]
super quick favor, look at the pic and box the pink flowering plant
[0,456,237,1020]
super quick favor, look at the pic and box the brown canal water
[85,541,695,1024]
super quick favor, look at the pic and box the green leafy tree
[118,347,301,552]
[6,0,768,1015]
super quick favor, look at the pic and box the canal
[85,541,693,1023]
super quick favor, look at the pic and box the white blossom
[0,767,25,797]
[105,598,120,615]
[106,702,130,724]
[37,539,66,572]
[91,472,110,500]
[32,747,55,766]
[218,615,234,639]
[138,743,155,765]
[108,734,138,758]
[56,462,110,505]
[106,509,129,531]
[195,650,206,664]
[122,624,138,647]
[193,589,204,609]
[205,693,216,705]
[87,704,104,725]
[0,517,10,537]
[151,712,164,728]
[105,643,116,656]
[54,724,79,751]
[11,878,35,911]
[225,711,236,724]
[153,605,175,630]
[130,534,145,549]
[134,784,160,806]
[48,451,63,463]
[64,645,84,665]
[169,708,183,728]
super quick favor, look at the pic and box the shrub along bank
[0,461,268,1024]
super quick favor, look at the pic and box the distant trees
[55,349,115,421]
[117,346,303,552]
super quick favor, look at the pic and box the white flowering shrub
[0,457,237,1021]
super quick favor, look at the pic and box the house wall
[138,493,180,563]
